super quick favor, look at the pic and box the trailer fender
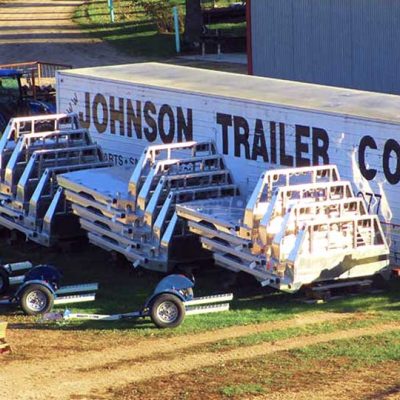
[24,265,61,290]
[144,274,194,309]
[14,280,55,300]
[0,266,10,295]
[144,289,186,310]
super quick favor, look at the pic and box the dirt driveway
[2,312,399,400]
[0,0,143,67]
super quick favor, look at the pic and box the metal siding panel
[326,0,352,87]
[310,0,332,85]
[252,0,295,79]
[365,0,400,94]
[292,0,314,82]
[252,0,400,94]
[272,0,295,79]
[251,1,270,76]
[352,0,377,91]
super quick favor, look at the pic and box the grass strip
[105,330,400,399]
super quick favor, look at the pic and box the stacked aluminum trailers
[176,165,391,292]
[58,141,239,272]
[0,113,110,245]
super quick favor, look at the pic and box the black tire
[0,267,9,295]
[150,294,185,329]
[372,273,389,290]
[19,284,54,316]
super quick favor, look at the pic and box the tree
[183,0,203,46]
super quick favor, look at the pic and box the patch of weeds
[296,330,400,367]
[220,383,265,397]
[209,316,376,352]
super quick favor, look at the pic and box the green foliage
[136,0,183,33]
[73,0,176,57]
[220,383,265,397]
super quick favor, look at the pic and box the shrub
[136,0,183,33]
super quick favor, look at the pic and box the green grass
[2,237,400,338]
[73,0,245,58]
[220,383,265,397]
[207,316,393,352]
[73,0,175,58]
[297,330,400,367]
[109,330,400,399]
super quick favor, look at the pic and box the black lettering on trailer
[158,104,175,143]
[126,99,142,139]
[383,139,400,185]
[251,119,268,162]
[295,125,311,167]
[358,135,400,185]
[177,107,193,142]
[233,116,250,159]
[92,93,108,134]
[358,135,377,181]
[270,122,277,164]
[357,191,382,214]
[109,96,125,136]
[216,113,232,155]
[312,127,329,165]
[143,101,157,142]
[79,92,193,144]
[279,123,293,166]
[79,92,91,129]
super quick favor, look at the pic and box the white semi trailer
[56,63,400,261]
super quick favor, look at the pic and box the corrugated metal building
[247,0,400,95]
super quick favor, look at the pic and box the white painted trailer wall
[57,63,400,262]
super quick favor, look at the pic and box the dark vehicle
[0,69,56,134]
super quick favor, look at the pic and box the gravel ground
[0,0,143,67]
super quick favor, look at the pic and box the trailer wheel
[19,284,54,315]
[150,294,185,329]
[0,267,9,295]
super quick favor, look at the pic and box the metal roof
[59,62,400,126]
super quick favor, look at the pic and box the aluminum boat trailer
[0,113,110,245]
[0,262,98,315]
[58,274,232,328]
[176,165,390,292]
[58,141,239,272]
